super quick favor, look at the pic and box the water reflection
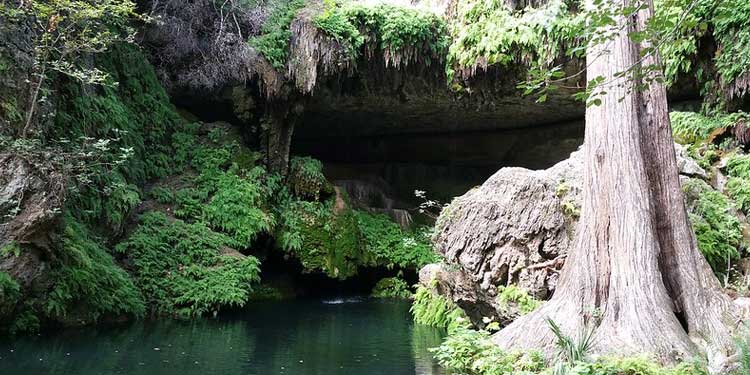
[0,298,446,375]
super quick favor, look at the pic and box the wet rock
[0,153,66,310]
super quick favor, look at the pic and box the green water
[0,298,447,375]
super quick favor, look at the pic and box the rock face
[0,154,65,296]
[424,144,707,324]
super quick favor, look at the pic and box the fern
[45,214,146,322]
[727,154,750,179]
[202,170,274,248]
[115,212,262,317]
[683,178,743,274]
[411,285,467,331]
[497,285,541,315]
[354,211,439,270]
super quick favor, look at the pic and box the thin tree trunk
[22,65,45,138]
[492,0,738,367]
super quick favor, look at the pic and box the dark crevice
[253,246,417,298]
[674,309,689,332]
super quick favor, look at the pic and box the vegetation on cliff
[0,22,437,332]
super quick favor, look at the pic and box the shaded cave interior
[174,92,586,296]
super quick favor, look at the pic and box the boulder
[0,153,65,294]
[423,144,707,324]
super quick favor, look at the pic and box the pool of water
[0,298,447,375]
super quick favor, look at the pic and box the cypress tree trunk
[492,0,739,368]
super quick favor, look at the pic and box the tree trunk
[492,0,739,368]
[22,65,45,138]
[263,101,304,177]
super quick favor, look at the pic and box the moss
[371,276,412,299]
[288,156,331,200]
[276,199,365,279]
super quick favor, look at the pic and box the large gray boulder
[424,145,707,325]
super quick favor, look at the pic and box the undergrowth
[432,324,710,375]
[411,284,467,331]
[371,276,412,299]
[683,178,743,277]
[46,214,146,323]
[115,212,261,318]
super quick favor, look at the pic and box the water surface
[0,298,446,375]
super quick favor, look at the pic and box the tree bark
[492,0,739,368]
[22,65,45,138]
[263,101,304,177]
